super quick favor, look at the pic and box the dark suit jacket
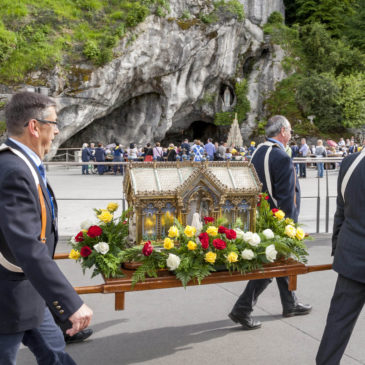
[251,143,300,222]
[0,139,83,334]
[332,152,365,283]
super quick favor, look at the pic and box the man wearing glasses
[228,115,311,330]
[0,92,93,364]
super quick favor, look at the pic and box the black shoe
[64,328,93,344]
[283,303,312,318]
[228,312,261,330]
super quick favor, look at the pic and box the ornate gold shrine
[123,161,262,243]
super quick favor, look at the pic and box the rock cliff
[0,0,286,156]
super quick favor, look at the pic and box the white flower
[242,231,253,242]
[241,249,255,260]
[234,228,245,239]
[248,233,261,247]
[93,242,109,255]
[80,219,93,230]
[265,244,277,262]
[263,229,274,240]
[70,236,77,244]
[166,253,181,271]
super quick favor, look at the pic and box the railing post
[316,173,320,233]
[325,166,330,233]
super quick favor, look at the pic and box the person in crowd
[225,147,232,160]
[95,143,106,175]
[81,143,92,175]
[112,142,124,175]
[338,137,345,148]
[0,91,93,364]
[290,141,300,176]
[167,144,177,161]
[213,141,219,160]
[143,143,153,162]
[127,143,138,161]
[204,138,215,161]
[299,138,309,178]
[349,140,357,154]
[217,141,226,161]
[191,140,205,161]
[228,115,311,330]
[247,141,256,156]
[180,138,191,158]
[345,138,351,148]
[316,147,365,364]
[153,142,164,161]
[315,139,326,178]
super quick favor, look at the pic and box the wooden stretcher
[54,253,332,311]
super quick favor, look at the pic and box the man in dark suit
[0,92,93,364]
[228,115,311,330]
[316,149,365,364]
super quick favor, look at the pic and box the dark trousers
[232,277,297,314]
[0,307,76,365]
[299,162,306,177]
[316,274,365,365]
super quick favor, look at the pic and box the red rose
[122,220,128,225]
[212,238,226,250]
[75,231,84,242]
[203,216,215,224]
[80,246,92,257]
[265,195,269,200]
[218,226,227,234]
[199,232,210,249]
[272,208,279,214]
[87,225,103,238]
[142,241,153,256]
[225,229,237,240]
[257,203,261,207]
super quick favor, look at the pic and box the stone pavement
[17,166,365,365]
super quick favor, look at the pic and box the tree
[296,73,343,132]
[343,0,365,51]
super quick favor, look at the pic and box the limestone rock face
[0,0,287,155]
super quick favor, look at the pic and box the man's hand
[66,304,93,337]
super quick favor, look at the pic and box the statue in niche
[186,189,211,226]
[223,86,232,108]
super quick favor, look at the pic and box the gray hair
[5,92,57,136]
[265,115,290,138]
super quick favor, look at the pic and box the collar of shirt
[267,137,285,151]
[9,137,42,168]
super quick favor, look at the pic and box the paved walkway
[17,166,365,365]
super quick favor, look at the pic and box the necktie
[38,163,55,220]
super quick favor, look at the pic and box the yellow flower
[205,251,217,264]
[97,210,113,223]
[296,227,305,240]
[206,226,218,237]
[144,217,155,229]
[184,225,196,238]
[187,241,197,250]
[69,249,80,260]
[284,224,297,238]
[81,229,87,233]
[227,252,238,263]
[274,210,285,220]
[285,218,294,225]
[107,202,119,212]
[163,237,174,250]
[168,225,179,238]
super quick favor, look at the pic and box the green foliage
[0,121,6,135]
[336,73,365,128]
[181,10,191,20]
[214,79,250,126]
[296,73,342,132]
[267,11,284,25]
[343,0,365,51]
[0,0,170,83]
[199,12,219,24]
[295,0,356,36]
[214,0,245,21]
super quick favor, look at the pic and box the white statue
[191,213,203,236]
[223,87,232,107]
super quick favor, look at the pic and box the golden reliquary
[123,161,262,243]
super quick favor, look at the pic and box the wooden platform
[55,253,332,311]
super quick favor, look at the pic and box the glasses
[24,119,59,128]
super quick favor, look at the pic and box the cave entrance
[161,121,229,147]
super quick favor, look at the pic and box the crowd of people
[80,136,364,177]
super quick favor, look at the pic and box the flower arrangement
[120,194,309,287]
[68,202,129,278]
